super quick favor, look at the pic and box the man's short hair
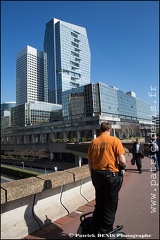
[100,121,112,132]
[152,134,156,138]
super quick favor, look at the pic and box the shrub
[1,164,41,179]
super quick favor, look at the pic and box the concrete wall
[1,142,151,157]
[65,142,151,158]
[1,165,95,239]
[1,143,66,152]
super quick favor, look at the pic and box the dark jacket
[132,142,144,158]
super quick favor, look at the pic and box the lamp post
[22,162,24,170]
[54,166,58,172]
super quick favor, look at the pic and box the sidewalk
[24,156,159,239]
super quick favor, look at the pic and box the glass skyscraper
[44,18,91,104]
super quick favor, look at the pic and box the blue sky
[1,1,159,111]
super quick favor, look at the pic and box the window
[71,42,79,48]
[71,51,79,57]
[74,38,80,43]
[71,32,78,38]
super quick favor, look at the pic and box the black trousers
[135,153,142,171]
[91,170,123,235]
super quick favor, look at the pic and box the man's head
[100,121,112,133]
[151,134,157,141]
[136,138,140,143]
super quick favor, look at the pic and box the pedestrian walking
[132,137,144,174]
[150,134,159,173]
[87,121,126,236]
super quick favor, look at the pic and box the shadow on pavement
[30,223,65,239]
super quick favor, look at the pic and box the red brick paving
[54,215,76,225]
[76,204,92,213]
[67,211,82,218]
[41,224,59,232]
[85,200,95,207]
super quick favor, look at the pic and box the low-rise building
[11,101,62,127]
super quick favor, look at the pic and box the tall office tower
[16,45,48,105]
[44,18,91,104]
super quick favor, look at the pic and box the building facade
[1,83,154,144]
[1,102,16,129]
[44,18,91,104]
[11,101,62,127]
[16,46,48,105]
[62,82,152,138]
[1,102,16,117]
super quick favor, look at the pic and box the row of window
[70,82,79,87]
[71,51,79,57]
[71,32,78,38]
[70,61,79,67]
[71,42,79,48]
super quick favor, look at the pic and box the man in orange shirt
[88,121,126,236]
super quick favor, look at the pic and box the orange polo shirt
[88,132,125,172]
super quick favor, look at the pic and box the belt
[109,172,119,177]
[92,170,119,177]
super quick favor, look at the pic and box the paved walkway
[24,155,159,239]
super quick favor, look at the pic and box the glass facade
[62,84,95,120]
[62,82,152,123]
[1,102,16,115]
[11,101,62,127]
[117,90,137,119]
[44,18,91,104]
[136,98,152,121]
[16,46,48,105]
[1,102,16,129]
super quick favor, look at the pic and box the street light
[54,167,58,172]
[22,162,24,170]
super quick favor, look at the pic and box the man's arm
[118,154,126,174]
[118,154,126,167]
[141,144,144,156]
[132,143,135,155]
[87,143,93,176]
[88,158,92,176]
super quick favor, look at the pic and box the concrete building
[11,101,62,127]
[44,18,91,104]
[1,102,16,129]
[62,82,152,127]
[1,82,153,144]
[1,102,16,117]
[16,46,48,105]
